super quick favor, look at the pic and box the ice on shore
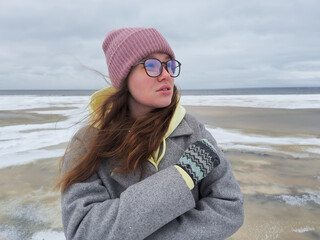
[180,94,320,109]
[0,94,320,239]
[0,227,65,240]
[0,95,89,111]
[2,94,320,111]
[292,227,315,233]
[207,127,320,158]
[0,187,64,240]
[276,193,320,206]
[1,94,320,169]
[31,230,65,240]
[0,107,88,168]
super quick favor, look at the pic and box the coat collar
[169,117,193,137]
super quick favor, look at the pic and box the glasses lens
[144,59,161,77]
[167,60,180,77]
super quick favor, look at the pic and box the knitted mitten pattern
[176,139,220,184]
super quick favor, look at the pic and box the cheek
[128,73,153,93]
[128,77,153,101]
[129,87,152,104]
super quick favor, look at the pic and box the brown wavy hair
[56,79,179,193]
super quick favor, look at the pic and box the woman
[57,27,244,240]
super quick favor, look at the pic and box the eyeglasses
[133,58,181,78]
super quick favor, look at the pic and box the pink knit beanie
[102,28,175,89]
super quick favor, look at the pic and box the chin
[156,101,172,108]
[153,94,173,108]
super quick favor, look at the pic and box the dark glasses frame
[132,58,181,78]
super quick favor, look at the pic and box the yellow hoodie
[88,87,194,189]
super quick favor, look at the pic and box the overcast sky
[1,0,319,90]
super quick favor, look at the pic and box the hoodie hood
[88,87,186,170]
[88,86,116,127]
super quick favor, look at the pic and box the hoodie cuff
[174,165,195,190]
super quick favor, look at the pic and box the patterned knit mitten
[176,139,220,185]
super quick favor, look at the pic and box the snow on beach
[1,93,320,239]
[0,96,90,168]
[0,95,90,111]
[276,193,320,206]
[180,94,320,109]
[208,127,320,158]
[0,94,320,169]
[2,93,320,111]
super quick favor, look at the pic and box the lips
[157,85,171,92]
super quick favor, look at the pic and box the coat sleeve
[147,123,244,240]
[60,130,196,240]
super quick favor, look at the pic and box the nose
[157,64,171,81]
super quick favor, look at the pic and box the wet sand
[0,106,320,239]
[0,109,70,127]
[185,106,320,136]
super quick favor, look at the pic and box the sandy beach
[0,101,319,239]
[187,106,320,240]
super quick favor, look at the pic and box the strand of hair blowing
[57,82,179,193]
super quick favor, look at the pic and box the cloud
[0,0,319,89]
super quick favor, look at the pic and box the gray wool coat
[61,113,244,240]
